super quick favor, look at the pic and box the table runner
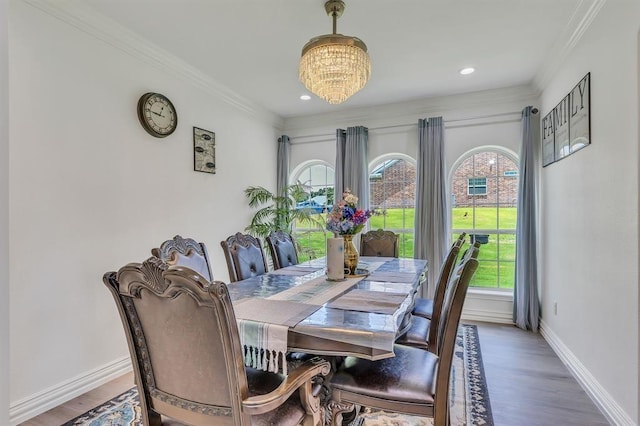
[233,259,403,371]
[266,261,385,304]
[367,271,418,283]
[234,274,369,373]
[269,266,324,276]
[234,298,320,374]
[326,289,408,315]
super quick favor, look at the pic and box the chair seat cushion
[246,368,307,426]
[412,297,433,319]
[331,345,438,405]
[395,316,431,350]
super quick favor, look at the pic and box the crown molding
[22,0,284,129]
[533,0,607,91]
[284,85,540,133]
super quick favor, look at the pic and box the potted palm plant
[244,183,323,241]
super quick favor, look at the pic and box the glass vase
[343,234,359,276]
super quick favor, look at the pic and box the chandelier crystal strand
[299,1,371,104]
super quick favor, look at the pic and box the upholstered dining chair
[220,232,269,282]
[266,230,299,270]
[359,229,399,258]
[151,234,213,282]
[396,243,479,353]
[103,258,330,426]
[411,233,467,320]
[327,256,479,426]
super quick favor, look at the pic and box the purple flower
[325,190,375,235]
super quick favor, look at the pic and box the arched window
[290,161,334,261]
[368,155,416,257]
[450,148,518,290]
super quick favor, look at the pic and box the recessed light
[459,67,475,75]
[300,95,311,101]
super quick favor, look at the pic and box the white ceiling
[74,0,587,118]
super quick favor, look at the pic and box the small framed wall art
[193,127,216,174]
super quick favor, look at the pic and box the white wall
[9,1,280,421]
[285,86,537,323]
[286,86,536,176]
[538,1,639,423]
[0,0,9,424]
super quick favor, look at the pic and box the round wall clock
[137,92,178,138]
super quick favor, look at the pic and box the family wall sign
[542,72,590,167]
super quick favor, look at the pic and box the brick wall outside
[451,152,519,208]
[370,160,416,208]
[368,152,518,209]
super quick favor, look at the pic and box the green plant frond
[250,207,276,225]
[245,186,276,208]
[244,183,317,237]
[245,222,272,239]
[288,183,309,201]
[291,209,325,229]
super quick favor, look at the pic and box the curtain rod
[289,110,533,143]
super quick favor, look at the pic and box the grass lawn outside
[293,206,515,290]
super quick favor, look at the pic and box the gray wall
[1,0,10,423]
[538,2,639,423]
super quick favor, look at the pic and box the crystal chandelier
[299,0,371,105]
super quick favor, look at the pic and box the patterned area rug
[62,324,492,426]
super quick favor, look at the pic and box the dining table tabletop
[227,256,428,363]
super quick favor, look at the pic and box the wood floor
[19,322,610,426]
[474,322,609,426]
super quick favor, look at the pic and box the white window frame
[449,146,519,291]
[368,153,417,258]
[289,160,334,259]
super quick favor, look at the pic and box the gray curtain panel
[335,126,369,209]
[414,117,450,298]
[276,135,290,198]
[513,106,540,331]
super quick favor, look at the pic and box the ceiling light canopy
[299,0,371,105]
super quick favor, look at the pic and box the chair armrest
[243,357,330,415]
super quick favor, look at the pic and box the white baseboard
[9,356,132,425]
[539,320,635,426]
[462,308,514,324]
[462,290,514,324]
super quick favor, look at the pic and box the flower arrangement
[326,189,375,235]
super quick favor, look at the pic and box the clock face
[137,92,177,137]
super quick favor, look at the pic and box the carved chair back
[151,234,213,282]
[429,244,479,354]
[266,231,299,270]
[433,256,478,422]
[426,243,460,353]
[359,229,399,258]
[103,258,253,425]
[220,232,269,282]
[328,256,478,425]
[104,259,330,425]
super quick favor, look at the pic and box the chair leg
[326,400,356,426]
[144,409,162,426]
[300,380,322,426]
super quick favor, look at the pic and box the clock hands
[151,106,167,119]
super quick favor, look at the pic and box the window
[291,162,334,261]
[467,177,487,195]
[368,156,416,257]
[451,150,518,290]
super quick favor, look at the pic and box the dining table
[226,255,428,374]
